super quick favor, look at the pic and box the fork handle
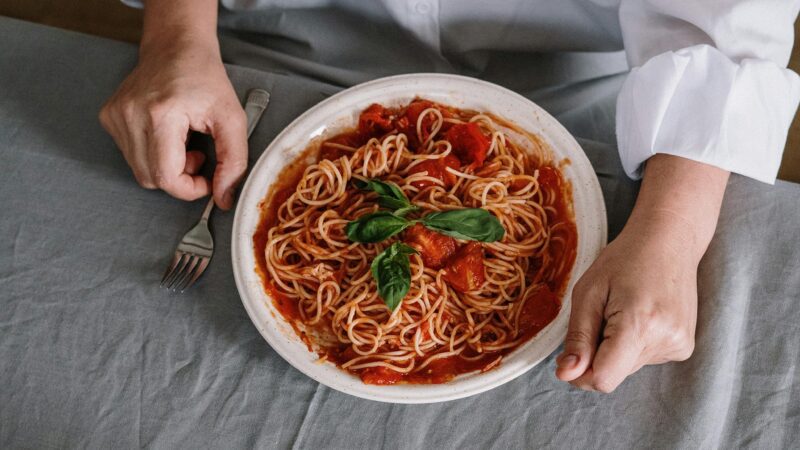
[201,89,271,221]
[200,196,215,223]
[245,89,270,136]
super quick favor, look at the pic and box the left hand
[554,154,729,393]
[554,212,698,393]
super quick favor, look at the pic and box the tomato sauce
[252,99,578,385]
[317,283,562,385]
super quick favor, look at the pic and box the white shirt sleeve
[616,0,800,183]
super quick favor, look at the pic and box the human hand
[555,212,698,392]
[555,154,729,392]
[99,35,246,210]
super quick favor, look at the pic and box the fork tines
[160,252,210,292]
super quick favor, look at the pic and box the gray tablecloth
[2,17,799,449]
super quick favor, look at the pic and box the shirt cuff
[616,44,800,184]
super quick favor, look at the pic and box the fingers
[210,106,248,210]
[101,94,218,202]
[571,313,643,393]
[100,99,156,189]
[555,276,607,382]
[101,59,243,204]
[184,150,207,175]
[149,120,211,201]
[127,126,154,188]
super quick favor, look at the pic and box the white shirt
[125,0,800,183]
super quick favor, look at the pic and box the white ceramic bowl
[232,73,606,403]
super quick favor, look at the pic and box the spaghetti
[254,99,577,384]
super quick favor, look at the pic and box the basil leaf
[378,197,410,211]
[354,179,416,212]
[352,178,369,190]
[421,208,505,242]
[371,242,417,310]
[394,205,420,218]
[345,211,411,243]
[359,179,406,201]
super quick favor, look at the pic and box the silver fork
[160,89,271,292]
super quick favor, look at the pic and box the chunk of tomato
[442,242,486,293]
[444,122,490,167]
[403,223,457,270]
[358,103,394,137]
[397,100,450,148]
[407,154,461,189]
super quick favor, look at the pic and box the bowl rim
[231,73,607,403]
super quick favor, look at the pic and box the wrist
[139,0,220,62]
[624,208,706,265]
[140,25,219,62]
[624,154,729,263]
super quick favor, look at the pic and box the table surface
[2,17,800,449]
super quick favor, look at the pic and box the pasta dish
[253,99,577,384]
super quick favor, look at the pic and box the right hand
[99,40,247,210]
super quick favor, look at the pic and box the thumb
[556,276,607,382]
[149,119,211,201]
[211,106,248,210]
[572,311,642,393]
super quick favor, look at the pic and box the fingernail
[557,354,578,370]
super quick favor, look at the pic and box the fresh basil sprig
[421,209,505,242]
[354,179,419,217]
[371,242,417,311]
[345,211,412,243]
[347,208,505,244]
[347,178,505,309]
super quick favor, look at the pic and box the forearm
[626,154,730,264]
[140,0,220,59]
